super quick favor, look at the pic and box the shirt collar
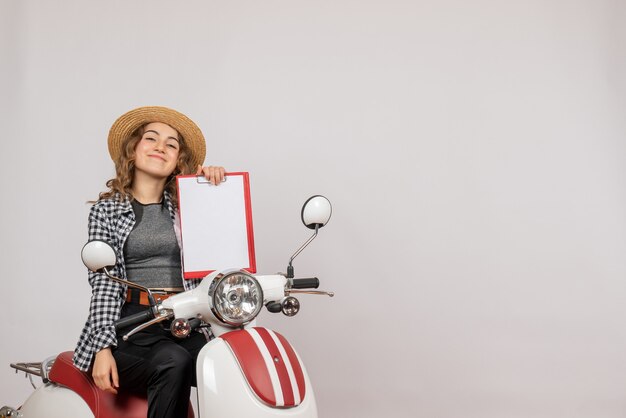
[116,190,176,218]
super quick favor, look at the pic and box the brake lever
[288,289,334,297]
[122,310,173,341]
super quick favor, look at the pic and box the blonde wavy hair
[97,125,196,208]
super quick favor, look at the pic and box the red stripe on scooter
[275,331,306,401]
[254,327,295,406]
[221,330,276,405]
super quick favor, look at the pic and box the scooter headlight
[209,271,263,326]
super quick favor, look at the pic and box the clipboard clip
[196,176,227,185]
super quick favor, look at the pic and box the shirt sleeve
[86,203,125,353]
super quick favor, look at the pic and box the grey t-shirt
[123,199,182,289]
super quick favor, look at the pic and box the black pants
[112,303,208,418]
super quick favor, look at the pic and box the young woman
[73,106,224,418]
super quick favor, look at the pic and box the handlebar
[291,277,319,289]
[114,309,155,331]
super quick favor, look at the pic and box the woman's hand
[92,347,119,394]
[196,165,226,185]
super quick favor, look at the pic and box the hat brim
[108,106,206,169]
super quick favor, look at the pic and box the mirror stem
[102,268,157,306]
[287,224,319,279]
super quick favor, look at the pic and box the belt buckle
[151,290,175,304]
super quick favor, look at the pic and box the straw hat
[108,106,206,168]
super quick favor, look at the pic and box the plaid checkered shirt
[72,191,203,371]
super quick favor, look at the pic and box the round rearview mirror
[301,195,332,229]
[81,240,117,272]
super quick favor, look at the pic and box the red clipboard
[176,172,256,279]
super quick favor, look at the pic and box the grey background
[2,1,626,417]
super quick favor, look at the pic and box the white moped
[1,196,333,418]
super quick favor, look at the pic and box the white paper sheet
[177,173,255,278]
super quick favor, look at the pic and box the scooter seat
[48,351,194,418]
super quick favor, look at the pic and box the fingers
[198,165,226,185]
[93,368,118,394]
[111,362,120,393]
[213,166,225,184]
[92,348,119,394]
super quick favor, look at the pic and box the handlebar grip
[114,309,154,331]
[291,277,320,289]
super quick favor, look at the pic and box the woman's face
[133,122,181,179]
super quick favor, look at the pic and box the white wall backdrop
[2,1,626,417]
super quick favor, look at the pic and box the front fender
[197,327,317,418]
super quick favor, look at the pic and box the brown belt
[125,288,180,306]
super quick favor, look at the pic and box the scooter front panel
[221,327,305,407]
[196,332,317,418]
[272,330,306,403]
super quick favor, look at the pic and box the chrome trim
[121,309,173,341]
[289,225,319,266]
[9,361,45,389]
[281,296,300,317]
[209,270,263,327]
[9,362,42,377]
[170,318,191,338]
[103,268,161,315]
[0,406,22,417]
[288,289,335,297]
[41,355,57,383]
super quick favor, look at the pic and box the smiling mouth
[148,155,167,162]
